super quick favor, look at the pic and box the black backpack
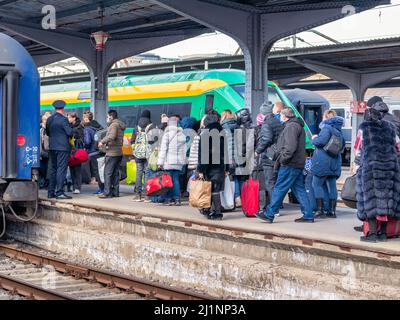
[323,129,343,157]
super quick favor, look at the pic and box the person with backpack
[311,110,345,219]
[131,110,156,202]
[82,111,104,194]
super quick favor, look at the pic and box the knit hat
[260,101,273,115]
[367,96,383,108]
[52,100,66,110]
[256,113,266,126]
[141,110,151,119]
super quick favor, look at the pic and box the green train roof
[41,69,277,93]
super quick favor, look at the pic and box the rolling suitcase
[364,217,400,238]
[241,178,259,217]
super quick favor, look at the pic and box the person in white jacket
[157,116,187,205]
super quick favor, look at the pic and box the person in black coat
[68,112,84,194]
[257,107,313,224]
[46,100,73,199]
[198,113,228,220]
[255,103,284,209]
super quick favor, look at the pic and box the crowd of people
[39,95,400,243]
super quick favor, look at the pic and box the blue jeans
[166,170,181,201]
[264,166,313,220]
[305,174,330,211]
[312,176,338,200]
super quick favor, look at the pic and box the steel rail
[0,244,212,300]
[0,273,76,300]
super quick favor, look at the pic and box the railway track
[0,244,211,300]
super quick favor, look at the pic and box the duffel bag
[146,172,173,196]
[341,174,357,209]
[68,148,89,167]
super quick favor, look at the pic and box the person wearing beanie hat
[260,101,274,116]
[45,100,73,200]
[131,109,156,202]
[367,96,383,108]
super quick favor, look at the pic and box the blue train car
[0,33,40,232]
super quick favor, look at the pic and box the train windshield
[231,84,283,104]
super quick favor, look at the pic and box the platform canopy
[0,0,388,66]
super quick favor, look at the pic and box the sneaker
[275,213,281,218]
[354,225,364,232]
[360,234,377,243]
[98,194,113,199]
[73,189,81,195]
[144,197,152,203]
[133,194,143,202]
[294,217,314,223]
[256,212,273,223]
[235,197,242,208]
[93,189,104,195]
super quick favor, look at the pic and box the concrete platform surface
[39,184,400,256]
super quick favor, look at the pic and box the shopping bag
[220,176,235,211]
[186,172,197,193]
[97,157,105,184]
[189,178,212,209]
[126,161,137,185]
[148,148,159,172]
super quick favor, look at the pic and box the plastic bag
[126,160,137,185]
[220,176,235,210]
[97,157,105,184]
[148,148,159,172]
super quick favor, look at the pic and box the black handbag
[341,174,357,209]
[323,131,343,157]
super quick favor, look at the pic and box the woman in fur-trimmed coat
[356,108,400,243]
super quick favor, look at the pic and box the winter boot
[326,200,337,218]
[360,219,377,243]
[314,199,326,219]
[209,193,223,220]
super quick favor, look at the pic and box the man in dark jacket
[46,100,73,199]
[257,107,313,223]
[98,110,126,199]
[255,102,284,208]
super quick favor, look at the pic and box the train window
[111,103,192,128]
[332,108,345,118]
[231,85,283,106]
[205,95,214,113]
[78,92,91,100]
[232,85,245,98]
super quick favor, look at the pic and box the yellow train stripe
[41,79,228,106]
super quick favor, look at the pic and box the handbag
[189,178,212,209]
[323,131,343,157]
[97,157,106,184]
[341,174,357,209]
[68,148,89,167]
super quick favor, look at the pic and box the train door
[300,104,323,135]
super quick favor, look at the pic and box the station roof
[40,36,400,90]
[0,0,389,63]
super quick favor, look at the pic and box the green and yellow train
[41,69,313,155]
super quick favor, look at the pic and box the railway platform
[4,184,400,300]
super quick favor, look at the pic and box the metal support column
[154,0,374,118]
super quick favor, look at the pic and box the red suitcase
[364,217,400,238]
[146,173,173,196]
[241,178,260,217]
